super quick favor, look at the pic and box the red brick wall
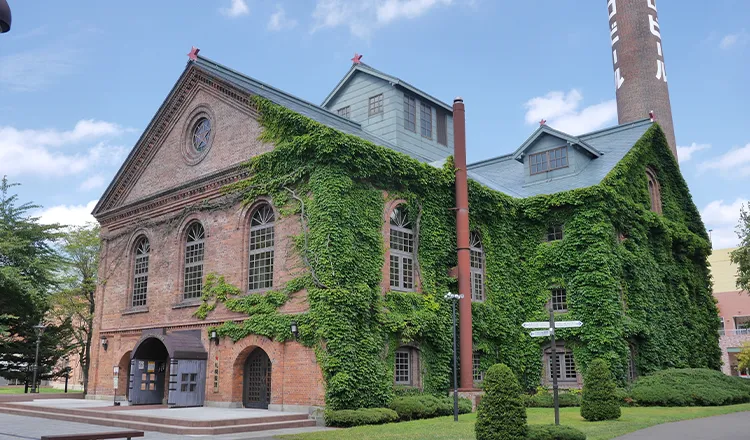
[89,78,325,408]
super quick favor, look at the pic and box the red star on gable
[188,46,200,61]
[539,119,547,126]
[351,53,363,64]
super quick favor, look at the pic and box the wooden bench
[40,431,144,440]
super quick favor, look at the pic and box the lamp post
[31,322,46,393]
[444,292,464,422]
[0,0,11,33]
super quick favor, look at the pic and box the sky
[0,0,748,249]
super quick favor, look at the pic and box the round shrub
[324,407,399,427]
[389,396,426,421]
[458,396,473,414]
[527,424,587,440]
[630,368,750,406]
[475,363,527,440]
[580,358,621,421]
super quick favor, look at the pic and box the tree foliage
[730,204,750,294]
[49,223,101,394]
[737,342,750,373]
[475,363,527,440]
[580,358,621,421]
[0,177,73,385]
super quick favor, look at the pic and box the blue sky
[0,0,748,248]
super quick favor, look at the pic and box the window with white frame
[551,287,568,312]
[420,102,432,139]
[395,348,412,385]
[248,204,275,291]
[389,206,415,291]
[470,232,485,302]
[403,95,417,132]
[132,237,150,308]
[183,222,205,300]
[369,94,383,116]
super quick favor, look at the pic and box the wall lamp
[290,321,299,340]
[100,336,108,351]
[210,330,219,346]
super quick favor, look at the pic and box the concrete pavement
[0,413,334,440]
[614,411,750,440]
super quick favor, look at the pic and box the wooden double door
[243,348,272,409]
[129,358,166,405]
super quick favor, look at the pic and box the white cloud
[0,47,78,92]
[676,142,711,163]
[0,120,129,177]
[523,89,617,135]
[79,174,107,191]
[36,200,98,227]
[312,0,454,38]
[268,5,298,31]
[701,198,748,249]
[719,30,748,50]
[220,0,250,18]
[698,143,750,177]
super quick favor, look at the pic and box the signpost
[522,315,583,425]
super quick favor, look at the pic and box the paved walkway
[615,411,750,440]
[0,413,333,440]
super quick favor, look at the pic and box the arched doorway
[130,337,168,405]
[116,351,132,400]
[243,348,271,409]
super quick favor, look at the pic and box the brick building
[88,1,714,411]
[710,248,750,377]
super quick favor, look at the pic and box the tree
[737,342,750,375]
[49,223,100,394]
[0,177,73,388]
[580,358,621,421]
[475,363,527,440]
[731,204,750,294]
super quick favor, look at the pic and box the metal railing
[719,328,750,336]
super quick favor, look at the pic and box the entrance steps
[0,402,317,435]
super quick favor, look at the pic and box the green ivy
[196,96,720,409]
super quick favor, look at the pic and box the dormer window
[529,146,569,175]
[369,94,383,116]
[337,106,351,119]
[403,95,417,132]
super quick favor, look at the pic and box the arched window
[248,204,275,292]
[389,206,415,291]
[183,222,205,300]
[646,168,662,214]
[394,346,420,387]
[470,231,485,302]
[132,237,150,308]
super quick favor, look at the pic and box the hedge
[523,391,582,408]
[389,395,471,421]
[324,408,399,427]
[630,368,750,406]
[527,424,587,440]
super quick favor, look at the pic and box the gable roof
[467,119,653,198]
[93,56,451,217]
[321,62,454,112]
[510,124,603,162]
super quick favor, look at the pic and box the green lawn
[281,404,750,440]
[0,387,62,394]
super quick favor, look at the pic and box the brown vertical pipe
[453,97,474,390]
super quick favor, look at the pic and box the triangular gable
[321,63,453,113]
[511,124,603,163]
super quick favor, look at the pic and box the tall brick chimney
[608,0,677,159]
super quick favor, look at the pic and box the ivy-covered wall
[200,96,720,410]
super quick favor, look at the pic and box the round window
[192,118,211,152]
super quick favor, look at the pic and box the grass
[0,387,63,394]
[280,404,750,440]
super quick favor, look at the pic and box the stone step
[0,406,317,435]
[0,402,310,427]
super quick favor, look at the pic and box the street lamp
[444,292,464,422]
[290,321,299,340]
[31,322,47,393]
[0,0,11,33]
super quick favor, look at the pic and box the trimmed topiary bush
[390,396,426,421]
[527,424,587,440]
[475,364,527,440]
[580,358,621,421]
[324,408,399,427]
[630,368,750,406]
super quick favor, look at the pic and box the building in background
[710,247,750,377]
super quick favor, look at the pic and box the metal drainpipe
[453,97,474,391]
